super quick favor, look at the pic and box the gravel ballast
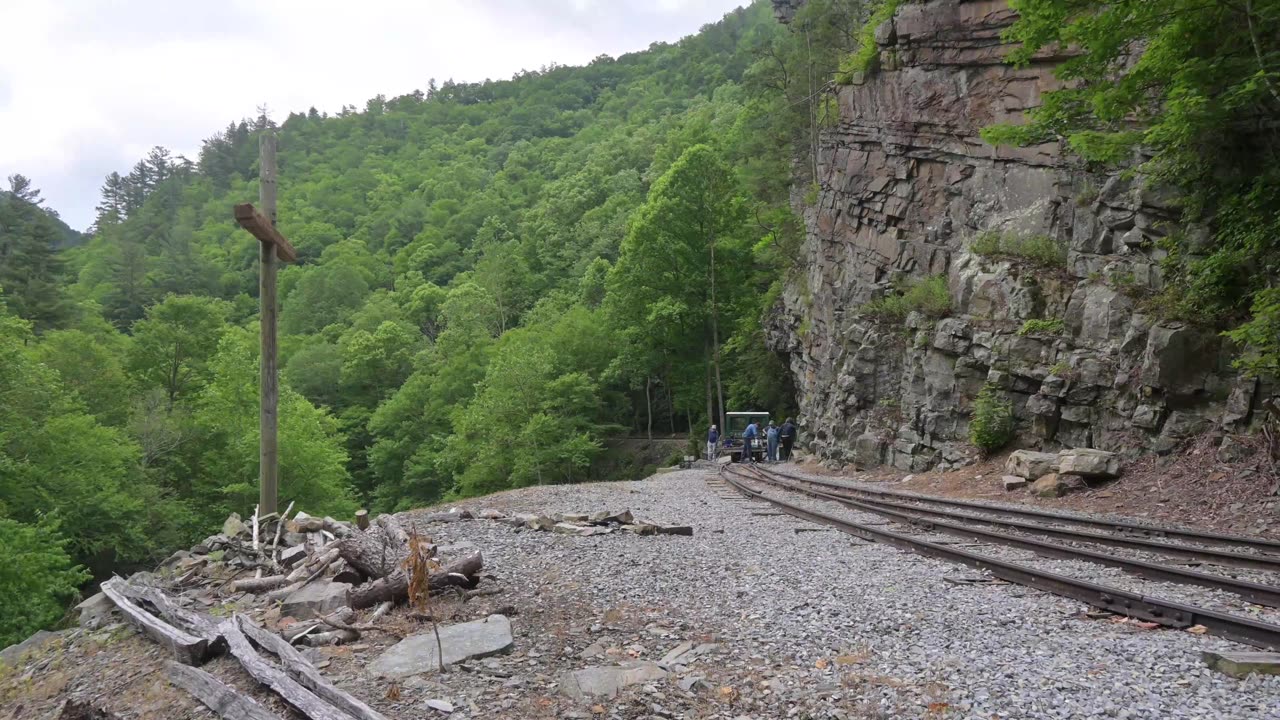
[355,467,1280,719]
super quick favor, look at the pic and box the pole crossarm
[234,203,298,262]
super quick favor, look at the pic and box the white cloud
[0,0,744,229]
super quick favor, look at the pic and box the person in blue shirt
[706,424,719,461]
[766,421,780,463]
[741,420,759,463]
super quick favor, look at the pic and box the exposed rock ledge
[766,0,1272,470]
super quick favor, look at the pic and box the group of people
[706,418,796,463]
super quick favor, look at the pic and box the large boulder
[280,581,351,620]
[1029,473,1085,498]
[371,615,513,678]
[1005,450,1059,480]
[1057,448,1120,479]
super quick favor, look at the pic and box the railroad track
[715,462,1280,650]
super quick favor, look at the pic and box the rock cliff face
[768,0,1267,470]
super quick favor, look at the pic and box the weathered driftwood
[322,517,352,537]
[235,575,290,594]
[100,578,208,664]
[373,514,410,547]
[298,629,359,647]
[348,551,482,609]
[272,501,295,563]
[237,617,389,720]
[283,608,355,643]
[166,661,282,720]
[287,548,339,583]
[220,618,352,720]
[265,581,304,603]
[368,601,393,621]
[109,580,222,644]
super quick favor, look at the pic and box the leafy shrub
[969,383,1014,454]
[0,517,89,648]
[836,0,902,84]
[860,275,952,322]
[1225,287,1280,377]
[1018,318,1065,336]
[970,231,1067,268]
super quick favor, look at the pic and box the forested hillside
[0,0,870,646]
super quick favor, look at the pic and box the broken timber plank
[110,581,222,644]
[167,662,283,720]
[237,617,389,720]
[220,617,354,720]
[100,578,208,664]
[233,203,297,262]
[1203,651,1280,678]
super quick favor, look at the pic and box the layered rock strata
[767,0,1269,470]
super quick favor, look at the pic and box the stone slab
[0,630,61,666]
[371,615,513,678]
[280,581,351,620]
[1005,450,1058,480]
[1001,475,1027,492]
[559,661,668,699]
[1057,448,1121,479]
[1203,651,1280,678]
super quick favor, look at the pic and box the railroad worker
[766,421,780,463]
[779,417,797,461]
[706,424,719,461]
[742,419,759,463]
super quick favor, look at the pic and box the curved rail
[751,469,1280,573]
[736,464,1280,608]
[717,465,1280,650]
[761,466,1280,554]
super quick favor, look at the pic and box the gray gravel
[345,468,1280,719]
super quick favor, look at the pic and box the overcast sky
[0,0,746,230]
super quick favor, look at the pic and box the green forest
[5,0,1279,649]
[0,0,869,646]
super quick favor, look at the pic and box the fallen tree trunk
[237,617,388,720]
[100,579,209,665]
[335,520,410,579]
[220,618,352,720]
[167,662,282,720]
[348,551,482,609]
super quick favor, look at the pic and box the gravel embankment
[331,468,1280,720]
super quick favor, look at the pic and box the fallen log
[265,581,304,603]
[110,581,222,644]
[348,551,482,609]
[100,578,208,665]
[336,527,406,579]
[220,618,352,720]
[234,575,290,594]
[167,662,283,720]
[237,616,389,720]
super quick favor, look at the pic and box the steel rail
[716,466,1280,650]
[761,466,1280,554]
[754,470,1280,572]
[737,464,1280,609]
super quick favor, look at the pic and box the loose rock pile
[1004,448,1122,497]
[72,505,491,720]
[485,508,693,537]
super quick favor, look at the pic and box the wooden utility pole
[233,132,296,515]
[258,134,279,516]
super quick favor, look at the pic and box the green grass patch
[860,275,952,322]
[971,231,1067,268]
[836,0,901,85]
[1017,318,1065,336]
